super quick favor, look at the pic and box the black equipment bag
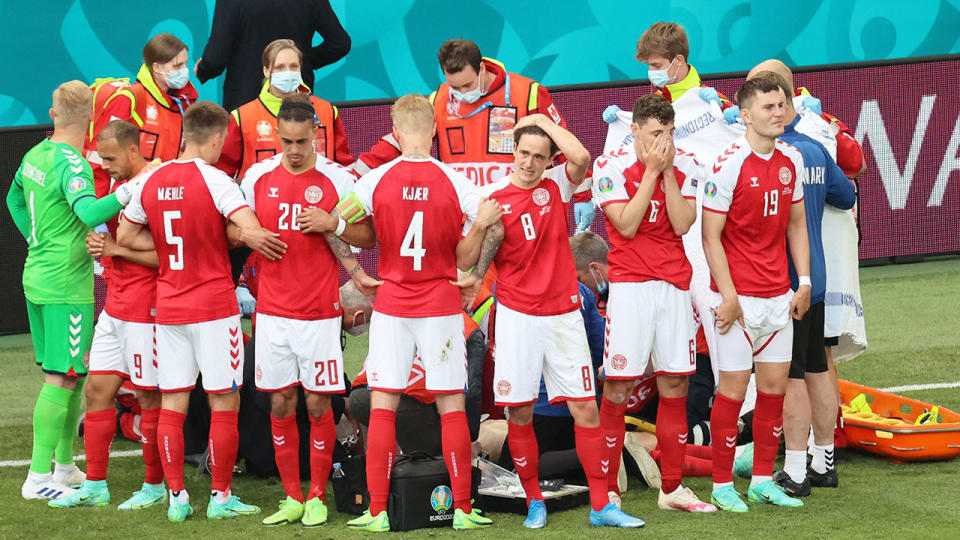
[387,452,480,531]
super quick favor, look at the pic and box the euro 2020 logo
[430,485,453,514]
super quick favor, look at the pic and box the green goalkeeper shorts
[26,301,94,377]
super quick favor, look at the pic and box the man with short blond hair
[8,81,143,501]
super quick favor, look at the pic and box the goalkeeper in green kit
[6,81,145,501]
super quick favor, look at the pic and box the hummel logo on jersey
[772,426,783,438]
[725,435,737,448]
[750,176,759,187]
[268,187,279,198]
[513,456,528,468]
[500,204,512,214]
[273,435,285,446]
[605,436,617,448]
[600,459,610,474]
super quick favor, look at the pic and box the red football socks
[271,413,303,501]
[752,391,785,479]
[82,409,116,481]
[157,409,186,492]
[710,392,743,484]
[139,407,163,485]
[209,410,239,493]
[307,409,336,502]
[599,397,627,494]
[574,424,611,512]
[366,408,396,516]
[440,410,473,513]
[507,420,542,504]
[657,396,688,494]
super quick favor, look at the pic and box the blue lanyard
[453,72,511,120]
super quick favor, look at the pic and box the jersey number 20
[401,211,426,270]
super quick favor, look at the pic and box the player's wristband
[340,192,366,223]
[334,217,347,237]
[798,276,811,287]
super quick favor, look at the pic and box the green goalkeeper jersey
[14,139,97,304]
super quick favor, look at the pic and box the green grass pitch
[1,258,958,539]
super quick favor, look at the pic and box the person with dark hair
[117,100,285,522]
[743,67,856,497]
[593,93,715,513]
[216,39,354,179]
[702,78,811,512]
[238,95,376,527]
[195,0,351,111]
[471,113,645,529]
[48,119,165,510]
[354,40,575,202]
[9,82,144,502]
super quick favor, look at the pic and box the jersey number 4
[163,210,184,270]
[401,211,426,270]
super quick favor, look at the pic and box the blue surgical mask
[451,67,485,103]
[271,71,303,93]
[164,67,190,90]
[648,57,677,88]
[589,266,608,298]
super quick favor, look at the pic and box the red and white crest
[256,120,272,138]
[532,187,550,206]
[497,379,512,396]
[304,185,322,204]
[611,354,627,371]
[778,166,792,185]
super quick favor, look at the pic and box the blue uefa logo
[430,485,453,514]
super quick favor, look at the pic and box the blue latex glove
[801,96,822,116]
[698,86,721,106]
[602,105,622,123]
[236,286,256,315]
[93,223,109,235]
[723,105,741,125]
[574,202,596,232]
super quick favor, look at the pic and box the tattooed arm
[451,221,504,309]
[323,229,383,296]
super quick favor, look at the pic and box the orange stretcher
[840,379,960,462]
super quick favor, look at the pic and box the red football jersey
[594,144,699,290]
[353,157,481,317]
[480,165,581,316]
[103,161,162,323]
[241,155,355,320]
[124,158,247,324]
[702,137,805,298]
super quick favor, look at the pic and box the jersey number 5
[401,211,426,271]
[163,210,184,270]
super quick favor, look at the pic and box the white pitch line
[0,449,142,468]
[879,381,960,393]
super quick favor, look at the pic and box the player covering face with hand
[470,114,646,529]
[594,94,717,514]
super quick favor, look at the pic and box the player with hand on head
[594,93,716,514]
[8,81,144,501]
[48,120,166,510]
[701,77,811,512]
[118,101,286,522]
[335,94,502,533]
[475,113,645,529]
[238,94,377,527]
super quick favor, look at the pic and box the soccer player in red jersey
[701,77,812,512]
[336,94,503,532]
[46,120,166,510]
[118,101,286,522]
[468,113,644,529]
[239,95,377,527]
[593,93,717,514]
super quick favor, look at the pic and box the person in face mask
[215,39,355,180]
[353,39,570,191]
[570,231,611,316]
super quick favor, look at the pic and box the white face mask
[271,70,303,93]
[164,67,190,90]
[450,66,485,103]
[648,57,677,88]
